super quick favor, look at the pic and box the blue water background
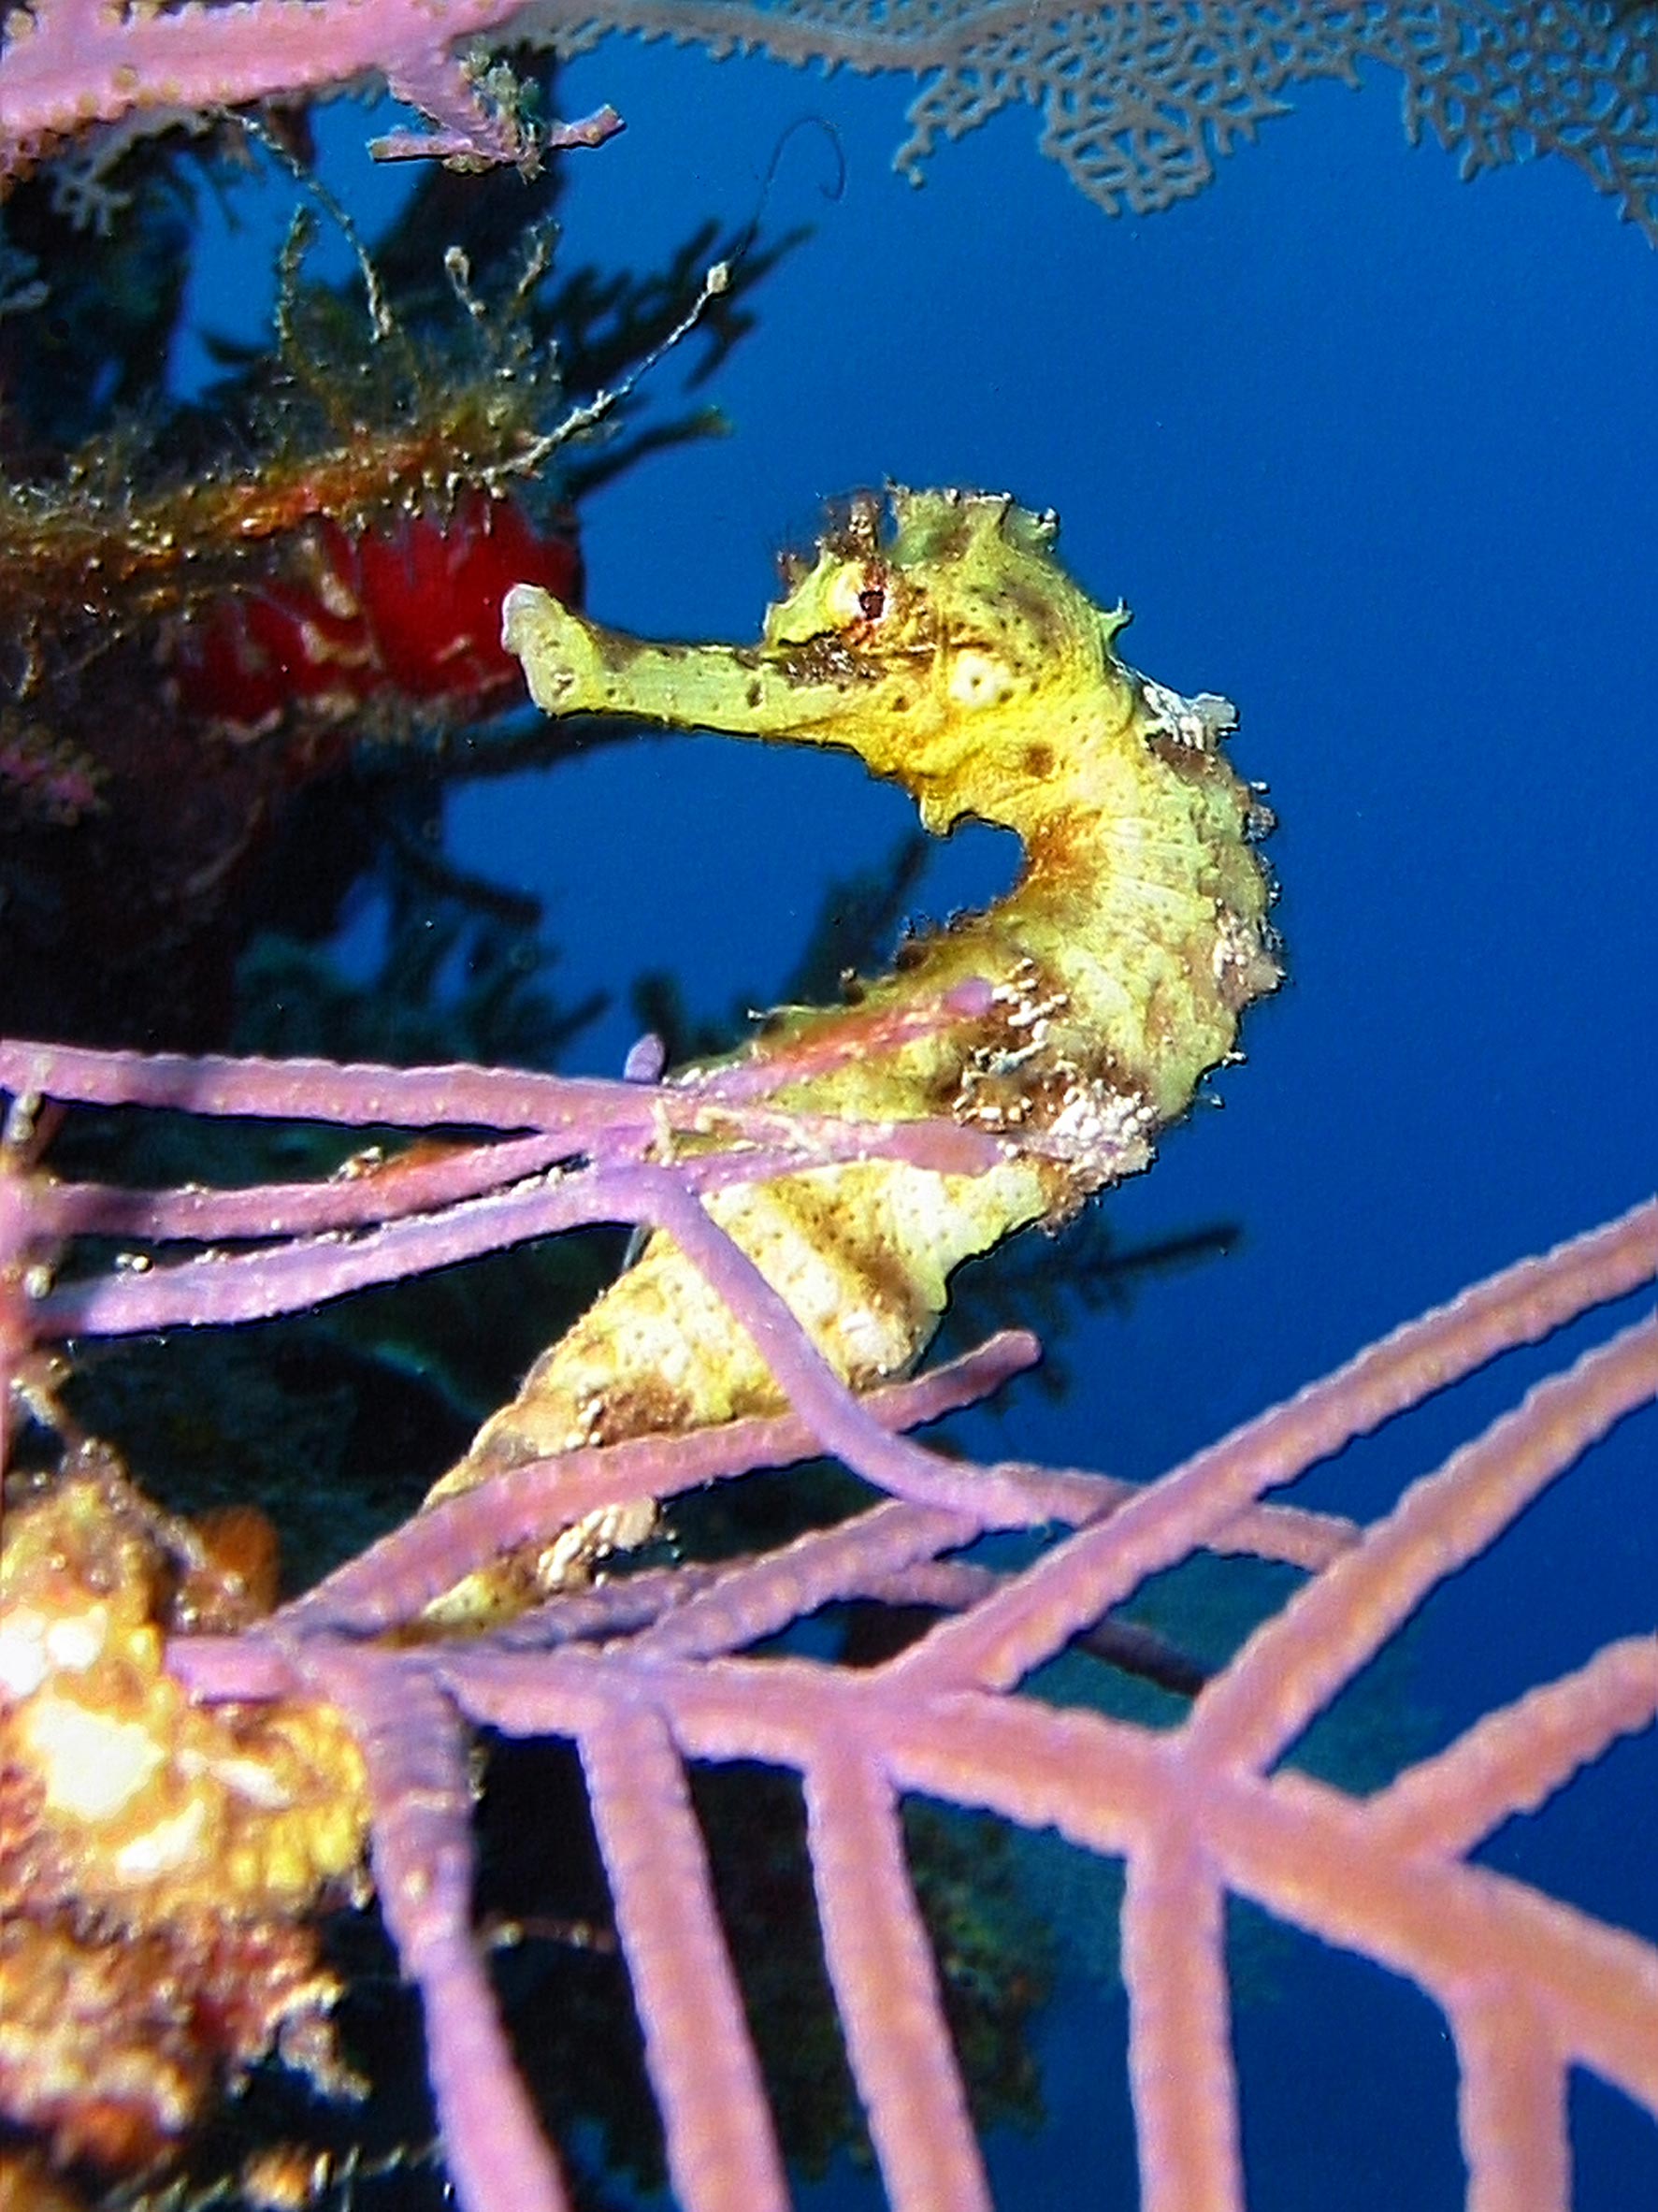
[182,39,1656,2208]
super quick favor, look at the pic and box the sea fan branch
[582,1703,792,2211]
[804,1739,992,2211]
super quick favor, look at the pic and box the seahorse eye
[827,563,889,628]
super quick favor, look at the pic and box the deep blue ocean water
[182,35,1656,2208]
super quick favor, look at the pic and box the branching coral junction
[424,487,1279,1619]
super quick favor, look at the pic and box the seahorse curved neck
[506,487,1278,1146]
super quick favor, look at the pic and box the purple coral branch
[0,0,619,181]
[9,1021,1002,1345]
[0,1036,667,1127]
[282,1330,1042,1636]
[640,1172,1069,1527]
[1364,1632,1658,1861]
[885,1197,1658,1696]
[581,1702,791,2210]
[1186,1309,1658,1776]
[31,1135,983,1336]
[0,985,991,1130]
[4,1041,1654,2212]
[30,1132,578,1243]
[308,1647,575,2212]
[805,1739,992,2209]
[1119,1829,1239,2212]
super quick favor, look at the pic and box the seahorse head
[502,482,1276,1179]
[502,485,1148,838]
[756,486,1139,832]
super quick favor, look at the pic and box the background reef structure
[3,0,1658,241]
[0,82,783,1048]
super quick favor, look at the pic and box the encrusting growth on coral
[420,486,1279,1620]
[0,1453,366,2172]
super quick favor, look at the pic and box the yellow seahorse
[421,487,1279,1624]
